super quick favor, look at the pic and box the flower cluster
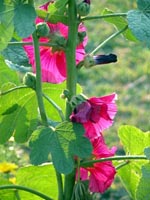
[23,1,118,195]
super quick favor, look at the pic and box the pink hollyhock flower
[78,136,117,193]
[70,93,117,139]
[23,1,87,83]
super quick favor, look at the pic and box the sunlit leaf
[117,125,150,199]
[16,164,56,200]
[0,86,38,143]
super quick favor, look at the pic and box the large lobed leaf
[118,125,150,199]
[29,122,92,174]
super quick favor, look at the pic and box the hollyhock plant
[70,93,117,139]
[78,136,117,193]
[23,1,87,83]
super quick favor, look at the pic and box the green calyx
[36,22,50,37]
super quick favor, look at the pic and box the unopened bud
[23,72,36,90]
[77,1,90,16]
[36,22,50,37]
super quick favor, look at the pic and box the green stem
[15,190,21,200]
[0,185,53,200]
[42,93,65,121]
[64,170,76,200]
[32,32,48,126]
[64,0,78,199]
[55,171,64,200]
[65,0,78,119]
[81,13,127,21]
[90,25,128,55]
[0,86,28,96]
[81,155,147,167]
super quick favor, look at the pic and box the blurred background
[0,0,149,199]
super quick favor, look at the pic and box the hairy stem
[82,13,127,21]
[32,32,48,126]
[0,185,53,200]
[64,0,78,199]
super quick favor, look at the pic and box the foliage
[0,0,149,200]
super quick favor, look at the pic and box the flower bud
[77,31,86,45]
[36,22,50,37]
[23,72,36,90]
[77,1,90,16]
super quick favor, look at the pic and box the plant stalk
[32,31,48,126]
[82,13,127,21]
[64,0,78,199]
[81,155,147,167]
[90,25,128,55]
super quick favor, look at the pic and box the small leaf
[144,147,150,160]
[16,164,57,199]
[102,8,137,42]
[136,163,150,200]
[127,1,150,45]
[14,3,36,38]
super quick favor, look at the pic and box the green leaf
[144,147,150,160]
[14,3,36,38]
[136,163,150,200]
[0,86,38,143]
[30,122,92,174]
[43,82,82,121]
[16,164,57,200]
[0,176,15,200]
[0,0,14,51]
[0,56,20,86]
[117,125,150,199]
[102,8,137,42]
[127,1,150,44]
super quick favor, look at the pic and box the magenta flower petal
[70,93,117,139]
[79,137,116,193]
[23,1,87,83]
